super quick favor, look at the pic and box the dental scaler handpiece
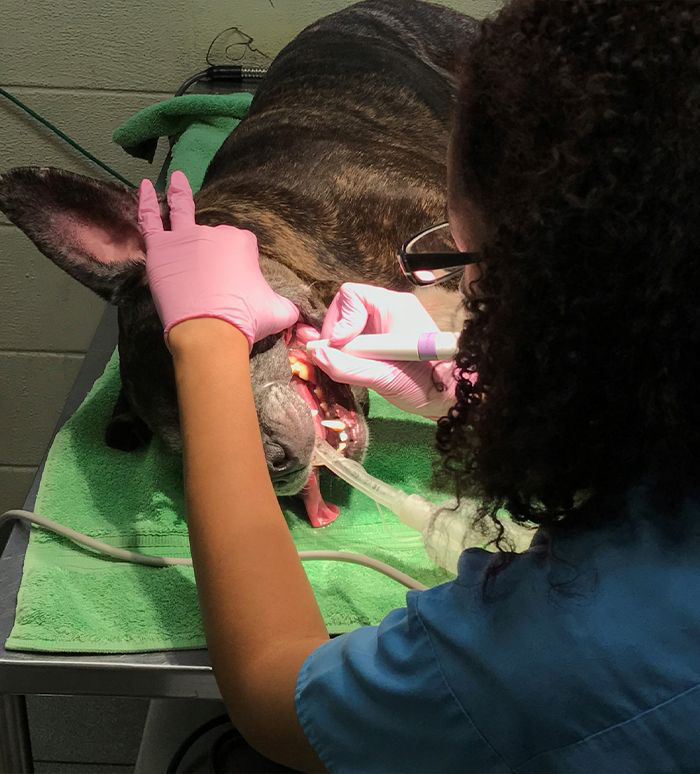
[306,332,460,362]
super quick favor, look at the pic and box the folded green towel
[112,93,253,192]
[7,95,455,654]
[6,351,453,652]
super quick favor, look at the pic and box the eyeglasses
[398,222,480,287]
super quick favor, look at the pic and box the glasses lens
[405,223,457,254]
[404,223,466,284]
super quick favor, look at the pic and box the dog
[0,0,478,526]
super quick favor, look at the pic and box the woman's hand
[137,171,299,350]
[307,283,458,419]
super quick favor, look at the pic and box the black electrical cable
[174,65,268,96]
[165,713,232,774]
[174,69,212,97]
[0,86,136,187]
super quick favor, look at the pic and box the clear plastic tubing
[313,439,532,574]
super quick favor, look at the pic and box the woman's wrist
[168,318,250,362]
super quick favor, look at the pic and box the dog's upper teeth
[337,442,347,453]
[321,419,346,431]
[339,431,349,442]
[291,361,311,381]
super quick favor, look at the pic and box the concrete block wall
[0,0,503,516]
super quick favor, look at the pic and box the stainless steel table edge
[0,306,218,699]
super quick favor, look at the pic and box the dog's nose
[266,441,307,482]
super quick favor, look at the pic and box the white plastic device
[306,332,460,362]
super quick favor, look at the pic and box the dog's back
[197,0,478,298]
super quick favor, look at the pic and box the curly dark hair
[437,0,700,548]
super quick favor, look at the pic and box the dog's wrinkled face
[0,167,368,509]
[115,250,369,500]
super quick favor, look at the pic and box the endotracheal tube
[312,439,533,574]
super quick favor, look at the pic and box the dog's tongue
[288,326,341,528]
[302,468,339,527]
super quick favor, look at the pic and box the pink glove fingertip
[294,323,321,344]
[137,179,164,237]
[167,171,196,230]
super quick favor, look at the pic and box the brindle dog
[0,0,477,525]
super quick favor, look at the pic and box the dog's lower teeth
[339,431,348,441]
[338,442,347,452]
[321,419,346,431]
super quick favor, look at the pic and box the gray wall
[0,0,503,515]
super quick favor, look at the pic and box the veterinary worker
[137,0,700,771]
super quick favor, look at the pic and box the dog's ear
[0,167,167,304]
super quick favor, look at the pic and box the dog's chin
[272,466,312,497]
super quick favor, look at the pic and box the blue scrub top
[295,487,700,772]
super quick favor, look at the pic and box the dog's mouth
[285,326,367,527]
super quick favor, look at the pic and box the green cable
[0,86,136,188]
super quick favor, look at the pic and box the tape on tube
[417,332,438,361]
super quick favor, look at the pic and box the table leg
[0,695,33,773]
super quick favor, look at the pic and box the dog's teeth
[338,442,347,452]
[291,361,311,381]
[289,355,298,364]
[321,419,346,432]
[311,409,318,417]
[339,431,349,442]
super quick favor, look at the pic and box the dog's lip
[287,335,365,460]
[289,365,364,455]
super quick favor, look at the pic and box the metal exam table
[0,307,221,774]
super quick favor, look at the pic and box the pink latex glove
[307,283,459,419]
[137,171,299,349]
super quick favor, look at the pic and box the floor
[27,695,148,774]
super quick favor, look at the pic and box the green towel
[7,95,456,654]
[112,93,253,192]
[7,352,453,652]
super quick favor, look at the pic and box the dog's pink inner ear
[66,218,146,265]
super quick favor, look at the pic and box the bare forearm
[170,320,328,723]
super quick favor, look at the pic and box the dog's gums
[285,325,367,527]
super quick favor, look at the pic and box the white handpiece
[306,332,459,362]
